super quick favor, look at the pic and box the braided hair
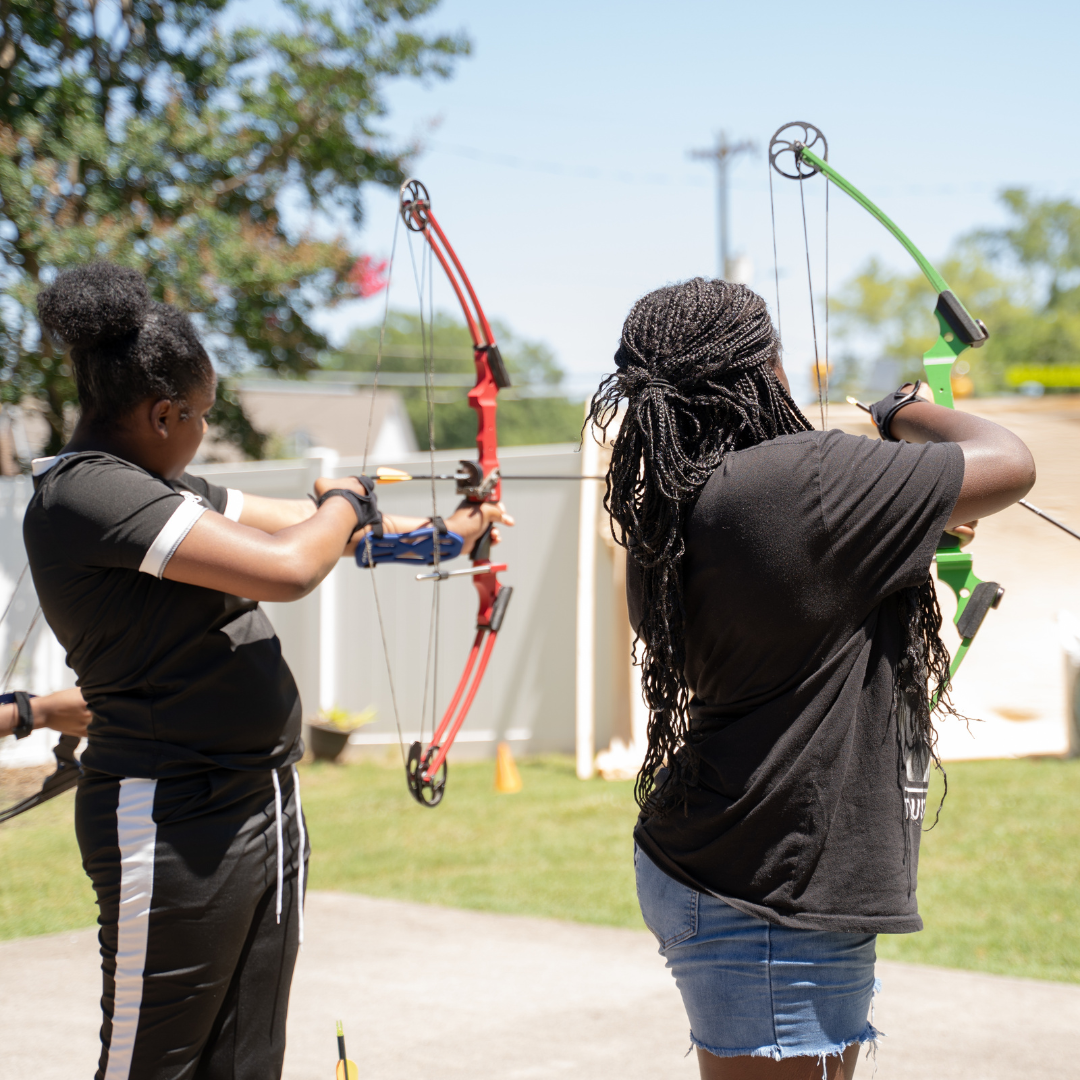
[37,262,213,427]
[588,278,954,817]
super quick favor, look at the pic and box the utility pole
[689,132,755,280]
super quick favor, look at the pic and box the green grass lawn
[3,754,1080,983]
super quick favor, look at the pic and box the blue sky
[231,0,1080,401]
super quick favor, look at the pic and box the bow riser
[468,348,503,504]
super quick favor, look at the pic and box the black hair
[587,277,953,817]
[37,262,213,425]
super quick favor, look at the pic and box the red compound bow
[374,180,513,807]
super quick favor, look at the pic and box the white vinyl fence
[0,443,633,772]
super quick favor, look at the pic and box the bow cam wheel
[406,740,447,807]
[769,122,828,180]
[400,179,432,232]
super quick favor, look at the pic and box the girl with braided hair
[23,262,511,1080]
[589,278,1034,1079]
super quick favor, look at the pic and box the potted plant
[307,706,376,762]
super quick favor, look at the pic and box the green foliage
[329,310,585,448]
[0,0,469,455]
[0,790,93,939]
[833,191,1080,394]
[302,756,641,924]
[878,757,1080,983]
[982,189,1080,309]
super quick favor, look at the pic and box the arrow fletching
[375,467,412,484]
[335,1021,358,1080]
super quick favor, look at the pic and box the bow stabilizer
[769,122,1001,680]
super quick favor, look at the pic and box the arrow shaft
[1019,499,1080,542]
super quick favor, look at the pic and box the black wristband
[316,486,382,538]
[868,381,923,441]
[12,690,34,739]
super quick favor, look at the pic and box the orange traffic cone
[494,741,523,793]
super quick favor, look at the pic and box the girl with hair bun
[590,278,1034,1079]
[25,262,512,1080]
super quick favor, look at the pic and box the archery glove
[868,381,924,441]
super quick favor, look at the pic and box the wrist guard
[869,381,923,441]
[1,690,36,739]
[316,476,381,538]
[356,515,464,567]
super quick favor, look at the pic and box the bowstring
[768,163,783,344]
[0,563,40,695]
[361,213,408,768]
[824,170,830,425]
[424,241,440,750]
[798,174,826,430]
[407,230,442,750]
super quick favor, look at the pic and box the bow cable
[360,214,409,768]
[798,164,827,431]
[405,227,442,751]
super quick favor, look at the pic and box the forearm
[888,400,1001,445]
[0,688,90,738]
[238,494,316,533]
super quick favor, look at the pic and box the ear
[148,398,173,439]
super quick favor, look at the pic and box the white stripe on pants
[104,778,158,1080]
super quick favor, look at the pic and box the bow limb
[771,126,1002,682]
[398,180,515,806]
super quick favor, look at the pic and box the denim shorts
[635,844,880,1061]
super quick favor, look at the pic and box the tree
[329,311,586,448]
[832,191,1080,396]
[0,0,468,457]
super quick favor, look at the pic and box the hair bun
[37,262,150,348]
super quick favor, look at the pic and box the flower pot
[308,724,350,762]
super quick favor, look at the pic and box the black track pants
[75,766,308,1080]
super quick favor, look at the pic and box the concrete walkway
[2,891,1077,1079]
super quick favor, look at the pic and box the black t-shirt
[23,452,302,779]
[631,430,965,934]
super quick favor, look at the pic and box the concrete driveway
[2,891,1077,1079]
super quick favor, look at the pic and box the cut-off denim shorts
[635,843,880,1062]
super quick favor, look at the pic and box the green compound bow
[769,122,1003,683]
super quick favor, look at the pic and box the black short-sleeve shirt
[23,451,302,779]
[631,430,965,934]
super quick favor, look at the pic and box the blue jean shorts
[635,844,880,1061]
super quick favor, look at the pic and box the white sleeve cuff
[223,488,245,522]
[138,499,207,578]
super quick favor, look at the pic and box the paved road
[3,891,1079,1079]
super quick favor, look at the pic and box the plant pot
[308,724,350,762]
